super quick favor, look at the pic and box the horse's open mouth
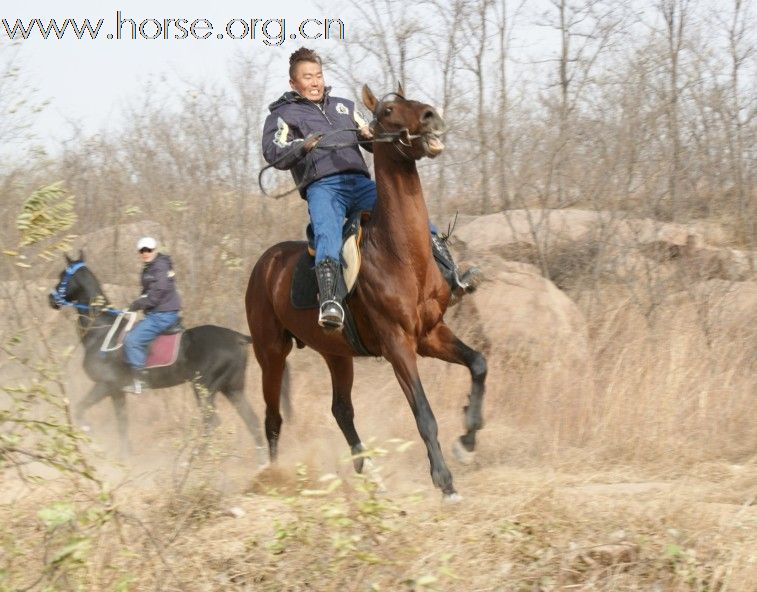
[424,134,445,157]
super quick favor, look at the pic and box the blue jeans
[123,310,179,369]
[306,173,438,263]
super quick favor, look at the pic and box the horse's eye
[383,106,393,117]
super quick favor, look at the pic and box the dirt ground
[4,335,755,591]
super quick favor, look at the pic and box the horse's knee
[469,353,487,382]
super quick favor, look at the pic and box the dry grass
[2,281,755,591]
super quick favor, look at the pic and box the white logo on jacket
[336,102,349,114]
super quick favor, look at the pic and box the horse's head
[362,83,446,161]
[49,250,103,310]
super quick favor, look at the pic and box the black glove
[128,300,142,312]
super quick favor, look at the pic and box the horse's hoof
[443,492,463,503]
[255,447,269,468]
[362,458,387,493]
[353,455,365,474]
[452,438,475,465]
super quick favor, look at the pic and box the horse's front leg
[74,382,112,432]
[385,337,457,498]
[419,322,487,464]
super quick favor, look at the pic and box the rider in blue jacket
[123,237,181,394]
[261,47,481,331]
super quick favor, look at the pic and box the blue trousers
[306,173,437,264]
[123,310,179,369]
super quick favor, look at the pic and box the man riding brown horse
[248,81,487,499]
[261,47,481,331]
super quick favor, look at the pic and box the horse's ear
[64,253,73,265]
[78,249,85,262]
[362,84,377,113]
[396,81,405,98]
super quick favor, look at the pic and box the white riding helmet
[136,236,158,251]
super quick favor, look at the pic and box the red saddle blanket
[144,333,182,368]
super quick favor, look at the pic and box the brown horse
[245,84,486,499]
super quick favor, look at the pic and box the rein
[258,128,406,200]
[258,91,431,200]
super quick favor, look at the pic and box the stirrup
[457,267,483,293]
[124,378,145,395]
[318,300,344,330]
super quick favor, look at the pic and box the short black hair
[289,47,322,80]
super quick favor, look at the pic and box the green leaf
[16,182,77,247]
[49,537,91,565]
[665,543,683,558]
[38,502,76,529]
[416,575,437,587]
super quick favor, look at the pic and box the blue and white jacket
[261,88,372,198]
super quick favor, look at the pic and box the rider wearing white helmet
[123,237,182,394]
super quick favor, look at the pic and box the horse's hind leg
[252,333,292,464]
[419,323,487,464]
[322,354,365,471]
[111,390,131,458]
[223,387,267,467]
[191,379,220,439]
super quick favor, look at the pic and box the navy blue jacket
[262,88,372,197]
[130,253,181,313]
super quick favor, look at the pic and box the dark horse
[50,252,270,462]
[245,85,487,499]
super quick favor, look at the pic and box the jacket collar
[268,86,333,111]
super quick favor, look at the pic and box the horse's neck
[76,309,114,336]
[75,289,113,341]
[369,151,432,263]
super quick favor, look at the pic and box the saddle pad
[145,332,182,368]
[290,240,362,307]
[291,250,319,309]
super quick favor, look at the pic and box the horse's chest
[83,351,116,382]
[358,271,442,337]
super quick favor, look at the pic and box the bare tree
[657,0,691,221]
[460,0,494,214]
[422,0,470,207]
[719,0,754,245]
[492,0,527,210]
[331,0,428,92]
[536,0,628,208]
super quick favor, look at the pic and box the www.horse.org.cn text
[1,11,347,46]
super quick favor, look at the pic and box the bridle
[368,92,428,161]
[51,261,122,316]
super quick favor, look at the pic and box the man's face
[139,249,157,263]
[290,61,324,102]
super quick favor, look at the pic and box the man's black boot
[431,234,483,305]
[315,257,344,330]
